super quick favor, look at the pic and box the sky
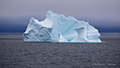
[0,0,120,33]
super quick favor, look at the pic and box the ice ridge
[23,10,102,43]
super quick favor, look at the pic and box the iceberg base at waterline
[23,10,102,43]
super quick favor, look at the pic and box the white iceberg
[23,10,102,43]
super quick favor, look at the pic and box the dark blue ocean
[0,33,120,68]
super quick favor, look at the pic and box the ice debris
[23,10,102,43]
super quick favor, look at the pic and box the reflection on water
[0,34,23,42]
[0,33,120,42]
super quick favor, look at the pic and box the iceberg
[23,10,102,43]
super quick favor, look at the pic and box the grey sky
[0,0,120,22]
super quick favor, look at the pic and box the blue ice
[23,10,102,43]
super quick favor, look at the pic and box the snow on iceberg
[23,10,102,43]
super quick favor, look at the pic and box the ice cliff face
[23,10,102,43]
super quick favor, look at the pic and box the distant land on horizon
[0,17,120,33]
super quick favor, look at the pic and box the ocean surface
[0,33,120,68]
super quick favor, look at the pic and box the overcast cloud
[0,0,120,30]
[0,0,120,19]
